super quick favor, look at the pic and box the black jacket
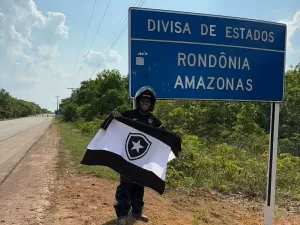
[120,109,163,129]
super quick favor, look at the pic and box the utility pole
[55,96,60,115]
[66,88,77,93]
[66,88,77,100]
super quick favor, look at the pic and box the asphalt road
[0,115,53,141]
[0,115,53,185]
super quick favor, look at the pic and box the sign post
[264,103,280,225]
[129,7,286,224]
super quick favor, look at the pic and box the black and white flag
[81,115,181,195]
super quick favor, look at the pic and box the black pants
[114,175,145,218]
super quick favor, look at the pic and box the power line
[85,0,146,80]
[87,24,127,79]
[105,0,136,47]
[79,0,141,80]
[76,0,135,78]
[89,0,145,78]
[73,0,112,78]
[108,0,139,45]
[71,0,97,77]
[87,0,112,53]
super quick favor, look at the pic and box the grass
[54,118,300,210]
[55,119,119,181]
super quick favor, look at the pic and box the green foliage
[77,104,93,121]
[60,70,131,122]
[276,153,300,197]
[0,88,51,119]
[60,101,78,122]
[166,135,300,199]
[280,64,300,140]
[79,119,103,136]
[166,136,264,195]
[58,65,300,201]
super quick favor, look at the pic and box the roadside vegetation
[0,89,51,119]
[56,63,300,204]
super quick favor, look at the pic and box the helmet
[134,86,157,111]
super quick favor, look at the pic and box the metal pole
[264,102,280,225]
[55,96,60,115]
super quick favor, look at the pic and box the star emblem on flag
[125,133,152,160]
[131,140,144,153]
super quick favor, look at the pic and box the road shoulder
[0,123,59,224]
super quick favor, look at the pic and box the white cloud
[38,44,59,60]
[42,61,55,70]
[15,75,36,85]
[40,12,68,39]
[0,0,122,111]
[81,48,122,67]
[279,10,300,51]
[60,73,72,80]
[8,25,32,47]
[0,0,68,77]
[106,48,122,63]
[82,50,106,67]
[10,49,34,65]
[0,0,69,111]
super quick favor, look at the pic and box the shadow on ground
[102,218,136,225]
[101,219,116,225]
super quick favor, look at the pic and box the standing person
[111,86,164,225]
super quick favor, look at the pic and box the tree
[0,89,50,119]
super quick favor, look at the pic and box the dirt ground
[0,122,57,225]
[1,123,300,225]
[44,173,300,225]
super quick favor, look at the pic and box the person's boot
[116,216,127,225]
[131,212,149,222]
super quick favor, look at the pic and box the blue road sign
[128,8,287,102]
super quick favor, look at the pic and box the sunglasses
[140,98,151,104]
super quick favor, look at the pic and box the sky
[0,0,299,112]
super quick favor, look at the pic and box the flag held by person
[81,115,181,195]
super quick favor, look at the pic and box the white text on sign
[174,51,252,92]
[174,76,253,91]
[178,52,250,71]
[147,19,275,43]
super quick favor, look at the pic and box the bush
[61,102,78,122]
[166,135,300,199]
[79,119,103,136]
[77,104,94,121]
